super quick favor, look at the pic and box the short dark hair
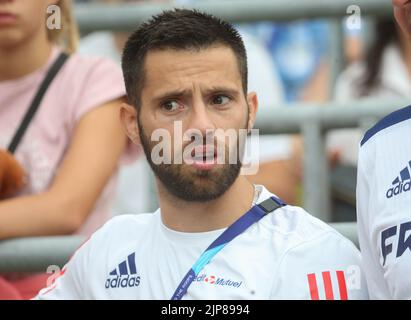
[121,9,248,110]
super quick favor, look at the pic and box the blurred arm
[0,98,127,240]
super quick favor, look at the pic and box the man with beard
[36,9,368,300]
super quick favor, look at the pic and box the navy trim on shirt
[361,105,411,146]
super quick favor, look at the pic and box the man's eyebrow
[152,89,191,102]
[152,86,241,102]
[204,86,240,96]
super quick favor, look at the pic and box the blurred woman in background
[329,17,411,167]
[324,17,411,221]
[0,0,137,299]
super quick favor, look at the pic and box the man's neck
[158,176,255,233]
[399,30,411,78]
[0,30,52,81]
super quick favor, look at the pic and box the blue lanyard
[170,196,286,300]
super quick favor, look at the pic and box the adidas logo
[386,161,411,199]
[105,252,141,289]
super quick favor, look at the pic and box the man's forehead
[142,46,243,93]
[145,47,239,73]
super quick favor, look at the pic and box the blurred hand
[328,149,342,168]
[0,150,26,199]
[393,0,411,39]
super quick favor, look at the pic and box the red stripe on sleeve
[307,273,319,300]
[322,271,334,300]
[336,271,348,300]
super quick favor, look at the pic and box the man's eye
[212,95,230,105]
[162,100,180,112]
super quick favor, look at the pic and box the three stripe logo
[307,271,348,300]
[105,252,141,289]
[109,252,138,276]
[386,161,411,199]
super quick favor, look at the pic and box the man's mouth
[191,145,216,162]
[185,145,218,170]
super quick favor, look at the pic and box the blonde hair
[47,0,79,54]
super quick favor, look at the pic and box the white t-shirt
[357,105,411,299]
[36,185,368,300]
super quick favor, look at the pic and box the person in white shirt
[355,0,411,299]
[357,106,411,299]
[36,9,368,300]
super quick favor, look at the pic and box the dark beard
[138,121,243,202]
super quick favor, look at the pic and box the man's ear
[120,103,141,145]
[246,91,258,131]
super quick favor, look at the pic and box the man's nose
[186,99,216,136]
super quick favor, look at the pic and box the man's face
[123,45,258,202]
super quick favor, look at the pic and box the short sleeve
[65,55,140,165]
[70,56,126,125]
[35,216,119,300]
[270,231,369,300]
[35,237,91,300]
[357,124,411,299]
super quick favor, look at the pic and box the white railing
[255,100,408,221]
[0,222,358,273]
[75,0,391,32]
